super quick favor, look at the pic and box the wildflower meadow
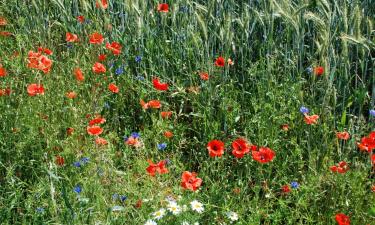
[0,0,374,224]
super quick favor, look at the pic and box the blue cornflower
[135,56,142,63]
[299,106,309,114]
[157,143,167,150]
[74,185,82,194]
[131,132,140,138]
[119,195,127,202]
[115,67,124,75]
[291,181,299,189]
[73,161,81,167]
[370,109,375,117]
[36,207,45,213]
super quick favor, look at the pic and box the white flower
[226,211,239,222]
[152,208,166,220]
[190,200,204,213]
[181,222,189,225]
[193,223,199,225]
[167,201,181,215]
[145,219,157,225]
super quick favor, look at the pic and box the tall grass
[0,0,374,224]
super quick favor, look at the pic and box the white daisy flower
[226,211,239,222]
[152,208,166,220]
[193,223,199,225]
[190,200,204,213]
[181,221,189,225]
[167,201,181,215]
[144,219,157,225]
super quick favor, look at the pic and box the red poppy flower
[66,127,74,136]
[0,88,11,96]
[157,3,169,12]
[336,131,350,140]
[87,126,103,136]
[0,31,12,36]
[357,132,375,153]
[95,137,108,145]
[152,77,169,91]
[330,161,349,174]
[146,159,168,176]
[28,50,52,74]
[304,114,319,125]
[164,131,173,138]
[105,42,122,55]
[55,155,65,166]
[38,47,53,55]
[181,171,202,191]
[66,32,78,42]
[74,68,84,82]
[199,72,209,81]
[98,54,107,61]
[335,213,350,225]
[281,124,289,131]
[231,138,250,158]
[252,147,275,163]
[96,0,108,9]
[108,83,119,93]
[140,99,162,109]
[92,62,106,74]
[0,67,7,77]
[27,84,45,96]
[89,117,106,126]
[66,91,77,99]
[161,111,172,119]
[215,56,225,67]
[0,17,7,26]
[207,139,225,157]
[314,66,324,76]
[281,185,291,193]
[77,16,85,23]
[89,32,104,44]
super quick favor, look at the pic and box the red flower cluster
[89,32,104,44]
[252,147,276,163]
[231,138,251,158]
[207,140,225,157]
[146,160,168,176]
[66,32,78,42]
[330,161,349,174]
[157,3,169,12]
[152,77,169,91]
[181,171,202,191]
[336,131,350,140]
[335,213,350,225]
[357,131,375,153]
[106,42,122,55]
[27,84,45,96]
[140,99,161,109]
[27,49,53,74]
[314,66,324,76]
[92,62,106,74]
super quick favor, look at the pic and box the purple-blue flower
[131,132,140,138]
[370,109,375,117]
[300,106,309,114]
[74,185,82,194]
[73,161,81,167]
[135,56,142,63]
[157,143,167,150]
[291,181,299,189]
